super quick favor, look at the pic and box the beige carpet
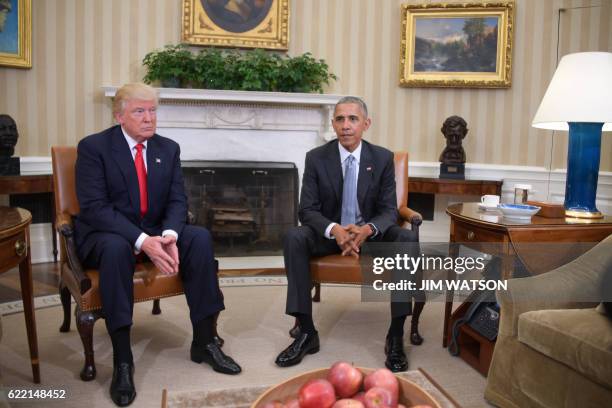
[0,282,491,408]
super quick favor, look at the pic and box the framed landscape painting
[0,0,31,68]
[399,1,514,88]
[182,0,289,50]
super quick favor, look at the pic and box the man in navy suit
[275,96,423,372]
[75,83,241,407]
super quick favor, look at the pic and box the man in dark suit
[74,83,241,407]
[275,96,423,372]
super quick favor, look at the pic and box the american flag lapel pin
[156,158,161,164]
[366,166,373,172]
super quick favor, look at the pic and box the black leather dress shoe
[275,332,319,367]
[191,342,241,375]
[110,362,136,407]
[384,336,409,372]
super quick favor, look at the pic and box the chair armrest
[398,206,423,227]
[57,221,92,295]
[497,240,609,337]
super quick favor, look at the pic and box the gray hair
[335,96,368,118]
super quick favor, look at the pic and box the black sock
[387,315,407,337]
[110,326,133,365]
[296,313,316,335]
[193,315,215,347]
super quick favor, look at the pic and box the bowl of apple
[251,361,441,408]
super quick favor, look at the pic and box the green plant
[142,44,195,88]
[142,45,337,93]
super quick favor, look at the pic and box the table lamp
[532,52,612,219]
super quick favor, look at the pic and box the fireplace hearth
[182,161,298,257]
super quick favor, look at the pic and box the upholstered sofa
[485,235,612,408]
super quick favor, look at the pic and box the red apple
[328,361,364,398]
[333,399,366,408]
[363,368,399,406]
[363,387,394,408]
[298,378,337,408]
[352,391,367,405]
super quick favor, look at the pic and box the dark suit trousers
[284,225,419,319]
[79,225,224,333]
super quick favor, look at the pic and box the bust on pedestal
[0,114,20,176]
[439,115,467,180]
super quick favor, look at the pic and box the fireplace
[182,161,298,257]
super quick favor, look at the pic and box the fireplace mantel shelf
[103,86,343,107]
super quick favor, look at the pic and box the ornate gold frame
[399,1,514,88]
[0,0,31,68]
[182,0,289,50]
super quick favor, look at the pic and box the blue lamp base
[564,122,603,219]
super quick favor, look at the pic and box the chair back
[51,146,80,218]
[394,151,408,210]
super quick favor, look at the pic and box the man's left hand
[161,235,180,274]
[346,224,374,250]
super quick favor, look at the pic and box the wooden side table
[443,202,612,376]
[0,206,40,383]
[0,175,57,262]
[409,177,502,196]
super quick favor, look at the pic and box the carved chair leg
[76,309,101,381]
[59,284,72,332]
[152,299,161,315]
[410,300,425,346]
[312,282,321,302]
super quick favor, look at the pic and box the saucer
[478,203,500,212]
[498,203,541,220]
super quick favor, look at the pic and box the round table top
[446,202,612,228]
[0,206,32,239]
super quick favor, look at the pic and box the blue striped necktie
[341,154,357,225]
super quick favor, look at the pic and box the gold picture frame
[399,1,514,88]
[182,0,289,50]
[0,0,31,68]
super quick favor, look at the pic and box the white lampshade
[532,52,612,131]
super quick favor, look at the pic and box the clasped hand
[331,224,373,258]
[141,235,180,275]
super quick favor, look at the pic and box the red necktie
[134,143,148,217]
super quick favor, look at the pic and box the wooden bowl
[251,367,442,407]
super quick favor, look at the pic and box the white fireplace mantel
[103,86,343,141]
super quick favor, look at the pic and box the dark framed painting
[399,1,514,88]
[182,0,289,50]
[0,0,31,68]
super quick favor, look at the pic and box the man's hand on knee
[346,224,373,250]
[161,235,180,274]
[332,224,359,258]
[141,236,178,275]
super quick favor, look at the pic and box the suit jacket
[298,139,398,237]
[74,125,187,251]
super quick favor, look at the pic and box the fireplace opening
[182,161,298,257]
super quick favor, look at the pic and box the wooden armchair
[51,146,220,381]
[291,152,423,334]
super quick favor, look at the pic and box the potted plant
[142,45,337,93]
[142,44,195,88]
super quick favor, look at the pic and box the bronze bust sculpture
[0,114,20,175]
[439,115,467,179]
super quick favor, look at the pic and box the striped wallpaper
[0,0,610,170]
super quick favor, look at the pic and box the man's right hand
[331,224,359,258]
[141,236,178,275]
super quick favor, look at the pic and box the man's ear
[364,117,372,130]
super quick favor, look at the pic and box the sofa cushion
[518,308,612,389]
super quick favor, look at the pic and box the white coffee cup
[481,195,500,206]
